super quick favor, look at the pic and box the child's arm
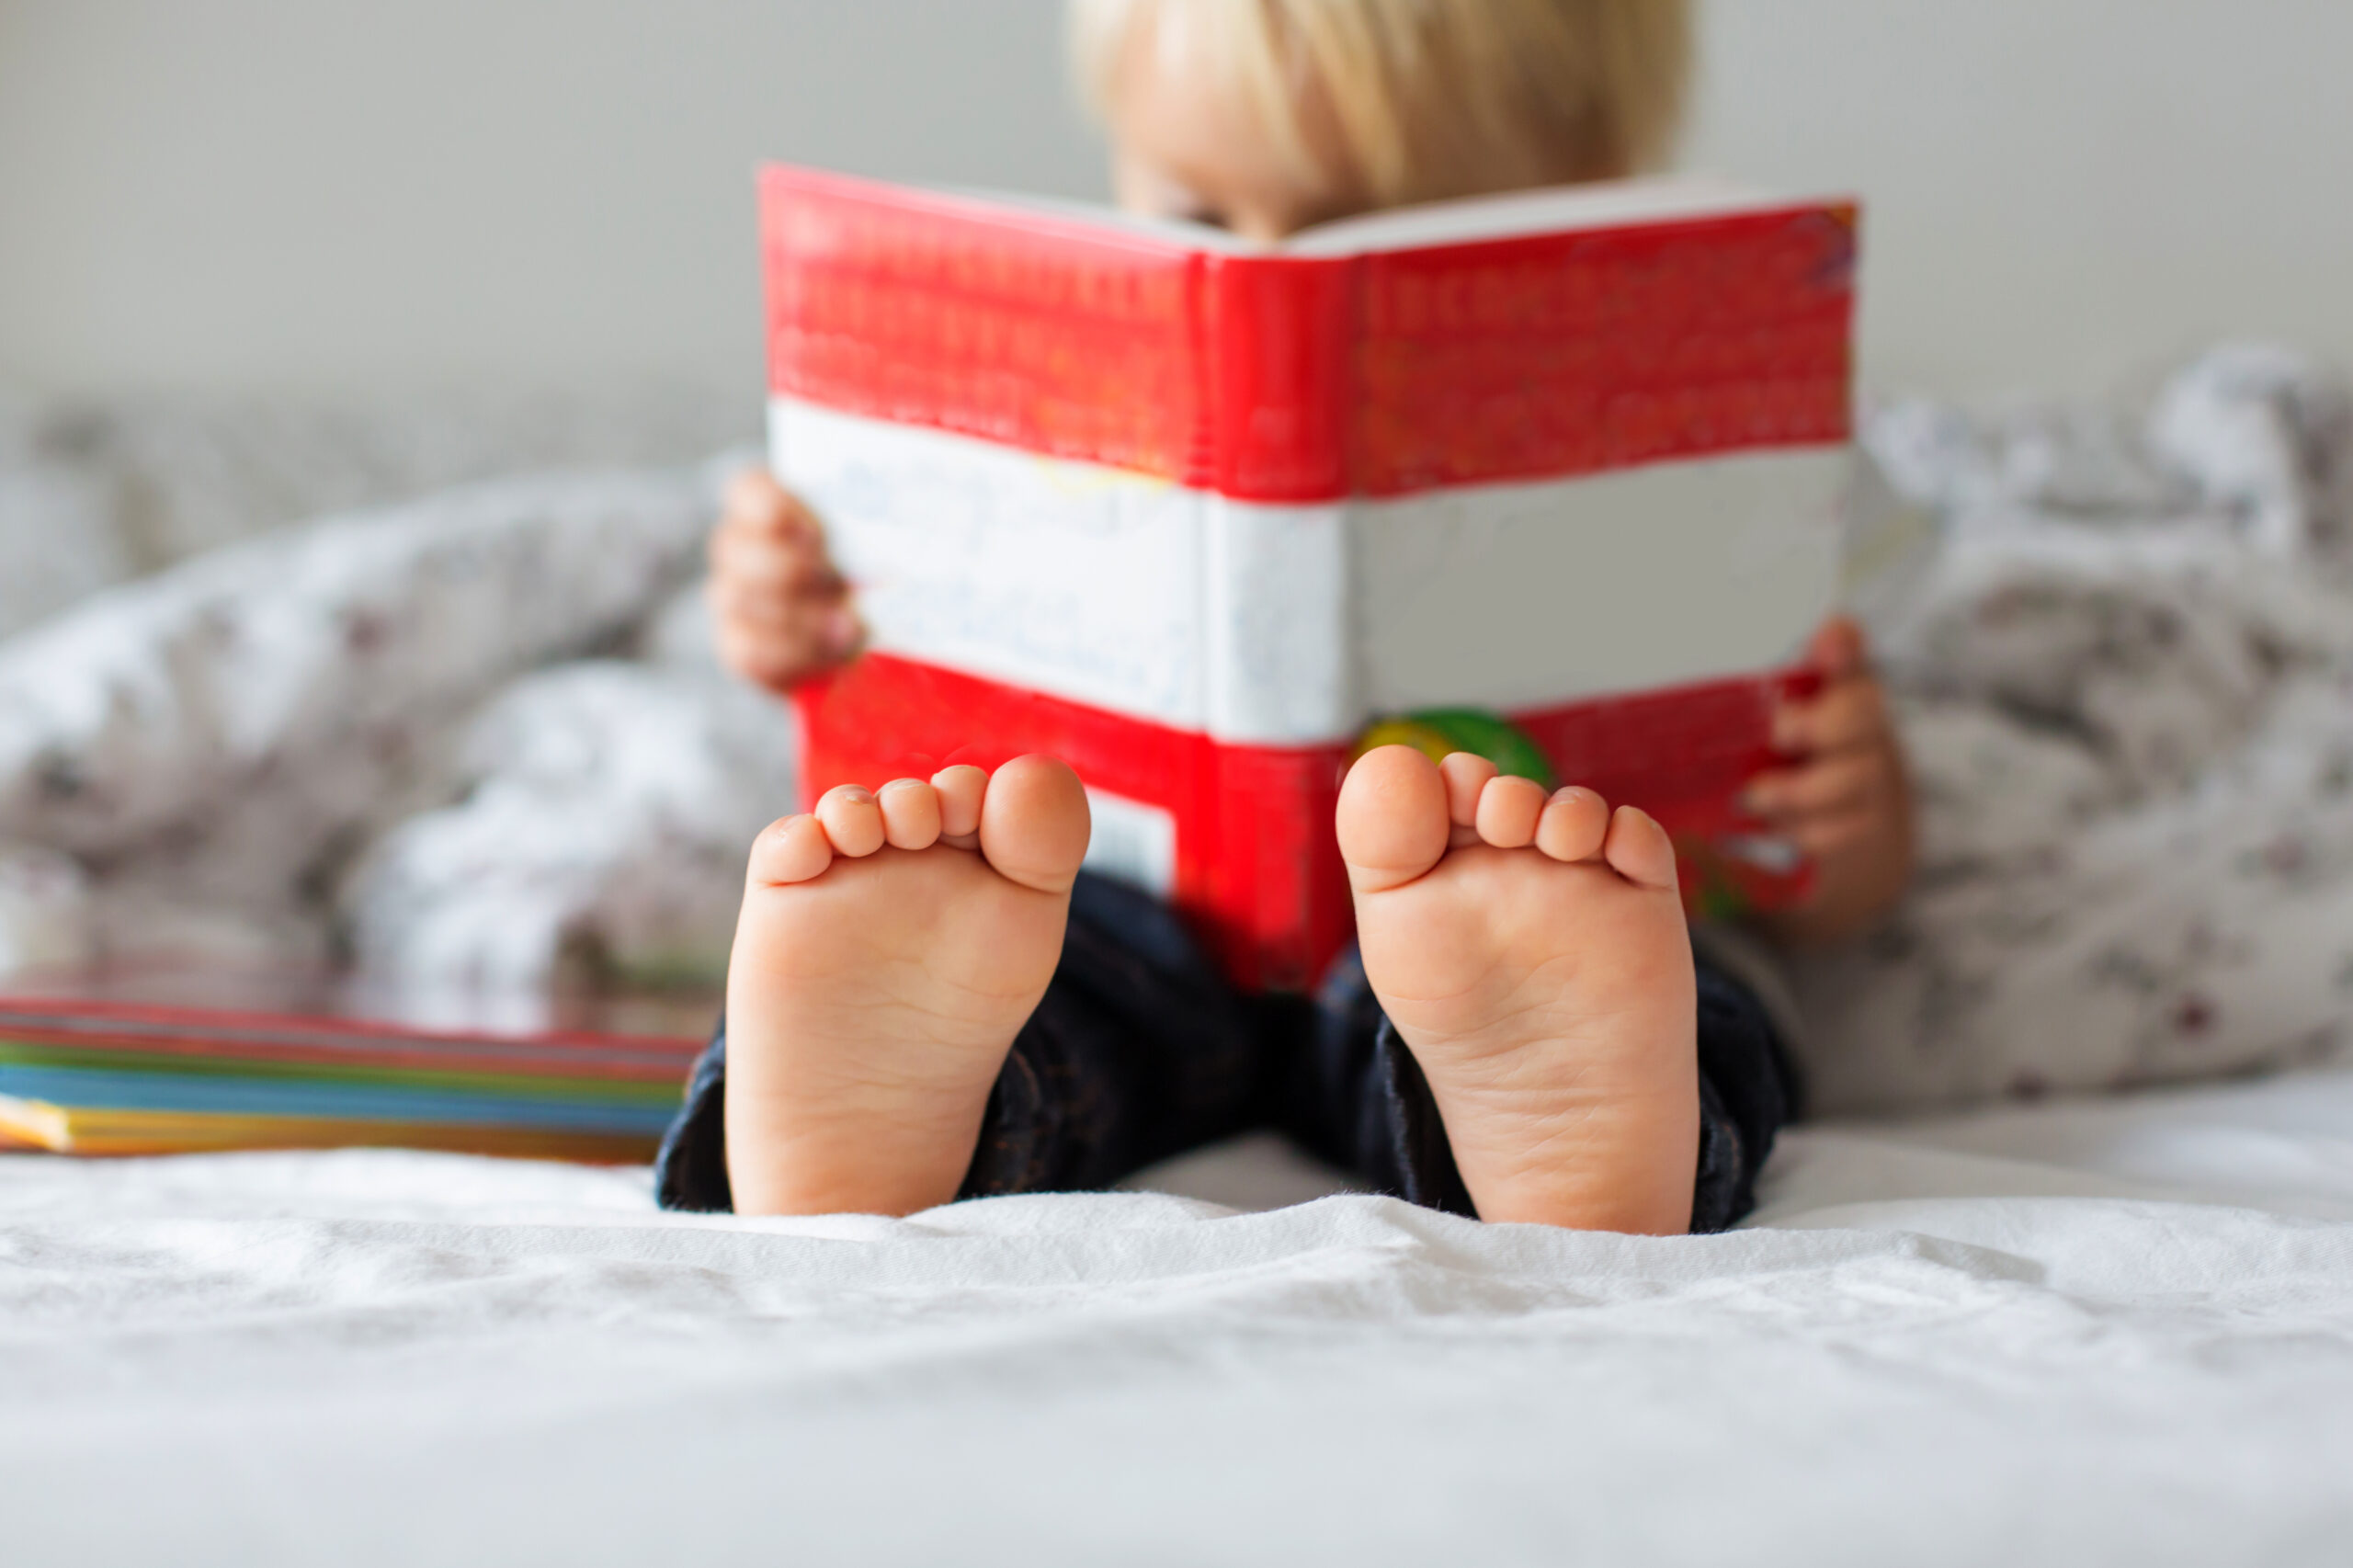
[707,468,862,695]
[1741,617,1916,947]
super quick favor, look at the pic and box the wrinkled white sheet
[0,460,782,987]
[1797,345,2353,1110]
[0,387,766,991]
[6,1064,2353,1566]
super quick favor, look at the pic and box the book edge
[758,161,1853,260]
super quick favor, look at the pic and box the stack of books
[0,974,708,1161]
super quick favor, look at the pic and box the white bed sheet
[6,1065,2353,1566]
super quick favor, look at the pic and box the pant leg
[654,872,1277,1212]
[1273,943,1800,1233]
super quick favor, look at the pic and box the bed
[5,353,2353,1562]
[6,1062,2353,1564]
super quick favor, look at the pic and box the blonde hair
[1070,0,1691,210]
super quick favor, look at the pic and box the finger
[824,604,864,658]
[710,528,841,598]
[712,619,841,693]
[1745,754,1881,819]
[709,576,860,659]
[709,582,861,679]
[876,778,943,850]
[1472,774,1547,848]
[722,469,820,541]
[1781,807,1880,859]
[1601,805,1679,892]
[784,600,862,664]
[747,813,834,886]
[1773,676,1888,756]
[707,578,844,642]
[711,622,805,692]
[930,765,988,846]
[709,547,839,612]
[813,784,885,858]
[1438,752,1497,829]
[1533,785,1610,862]
[1803,614,1869,679]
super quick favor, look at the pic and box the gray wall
[0,0,1103,401]
[4,0,2350,403]
[1682,0,2353,397]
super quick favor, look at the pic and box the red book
[760,165,1859,988]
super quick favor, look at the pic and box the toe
[931,765,988,846]
[1337,744,1451,893]
[876,778,943,850]
[1473,774,1548,848]
[977,756,1092,894]
[814,784,886,858]
[1534,786,1610,862]
[748,813,835,885]
[1602,804,1681,892]
[1438,752,1498,828]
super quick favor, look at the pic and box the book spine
[1198,254,1357,500]
[1200,495,1355,744]
[1196,254,1360,738]
[1190,255,1359,987]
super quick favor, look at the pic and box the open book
[760,165,1859,988]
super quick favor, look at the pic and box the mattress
[6,1062,2353,1565]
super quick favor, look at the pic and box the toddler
[658,0,1915,1233]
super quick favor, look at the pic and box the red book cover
[759,165,1859,987]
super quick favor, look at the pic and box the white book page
[1279,176,1808,257]
[929,186,1263,254]
[926,175,1814,258]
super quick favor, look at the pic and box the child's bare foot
[722,756,1090,1216]
[1336,746,1699,1233]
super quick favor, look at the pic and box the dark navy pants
[654,873,1797,1232]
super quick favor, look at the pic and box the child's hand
[1741,617,1915,946]
[707,468,861,696]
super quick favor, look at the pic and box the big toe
[977,756,1092,894]
[1604,804,1682,893]
[1337,744,1452,893]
